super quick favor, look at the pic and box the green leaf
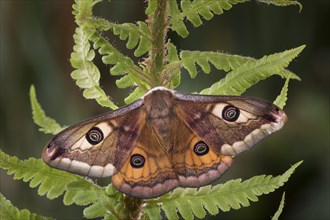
[166,43,181,88]
[169,0,248,37]
[181,51,254,78]
[0,150,123,219]
[124,87,145,104]
[201,45,304,95]
[143,161,302,219]
[0,193,54,220]
[94,20,152,57]
[70,27,117,109]
[274,77,290,109]
[257,0,302,12]
[29,85,63,135]
[272,192,286,220]
[145,0,157,15]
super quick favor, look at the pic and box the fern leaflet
[180,50,300,80]
[92,19,151,57]
[274,77,290,108]
[272,192,286,220]
[200,45,305,95]
[257,0,302,12]
[0,150,124,219]
[29,85,63,135]
[0,193,53,220]
[70,27,118,109]
[169,0,248,37]
[142,161,302,220]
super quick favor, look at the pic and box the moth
[42,87,287,199]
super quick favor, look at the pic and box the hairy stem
[148,0,169,86]
[123,196,144,220]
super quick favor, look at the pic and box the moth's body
[42,87,287,199]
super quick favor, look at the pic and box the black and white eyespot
[222,105,240,122]
[193,141,209,156]
[130,154,145,168]
[86,127,104,145]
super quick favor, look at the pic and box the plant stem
[149,0,169,86]
[123,196,144,220]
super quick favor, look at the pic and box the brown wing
[111,122,179,199]
[42,99,145,178]
[174,92,287,156]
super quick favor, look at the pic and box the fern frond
[272,192,286,220]
[124,87,145,104]
[274,77,290,109]
[0,150,123,219]
[143,161,302,220]
[169,0,248,37]
[0,193,54,220]
[145,0,157,15]
[29,85,63,135]
[92,19,151,57]
[180,50,300,80]
[165,43,181,88]
[181,51,253,78]
[257,0,302,12]
[70,27,118,109]
[73,0,149,92]
[200,45,305,95]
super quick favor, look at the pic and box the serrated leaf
[116,74,135,89]
[91,19,151,57]
[0,193,54,220]
[272,192,286,220]
[144,161,302,219]
[169,0,248,37]
[257,0,302,12]
[274,77,290,109]
[29,85,63,135]
[70,27,117,109]
[124,87,145,104]
[145,0,157,15]
[201,46,304,95]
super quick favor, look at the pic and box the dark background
[0,1,329,219]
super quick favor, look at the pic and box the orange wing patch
[112,142,179,199]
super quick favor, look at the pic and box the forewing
[42,100,145,178]
[174,92,287,156]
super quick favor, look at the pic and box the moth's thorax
[143,89,175,139]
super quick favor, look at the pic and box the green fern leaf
[124,87,145,104]
[145,0,157,15]
[0,150,84,200]
[201,45,305,95]
[274,77,290,109]
[166,43,181,88]
[181,51,254,78]
[257,0,302,12]
[70,27,117,109]
[272,192,286,220]
[0,193,53,220]
[29,85,63,135]
[169,0,248,37]
[73,0,149,91]
[94,19,151,57]
[180,50,301,80]
[0,150,123,218]
[143,161,302,219]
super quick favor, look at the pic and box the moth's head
[143,87,174,116]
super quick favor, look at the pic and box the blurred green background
[0,1,329,219]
